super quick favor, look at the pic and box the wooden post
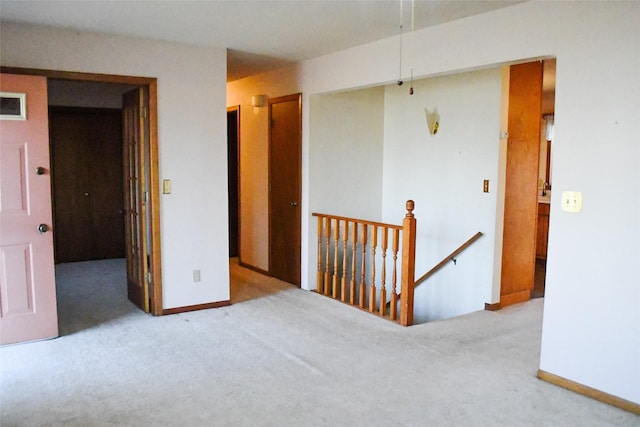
[359,223,368,308]
[379,227,388,317]
[332,219,340,298]
[369,226,377,312]
[341,221,349,302]
[390,228,400,321]
[324,216,331,296]
[316,216,324,294]
[350,222,357,305]
[400,200,416,326]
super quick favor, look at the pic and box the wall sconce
[425,108,440,135]
[251,95,267,108]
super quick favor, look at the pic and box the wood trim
[484,302,502,311]
[415,232,483,286]
[4,66,163,316]
[239,261,270,277]
[1,66,155,85]
[499,289,530,308]
[537,370,640,415]
[312,212,403,231]
[148,80,163,316]
[162,300,231,316]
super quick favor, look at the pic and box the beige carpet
[0,259,637,426]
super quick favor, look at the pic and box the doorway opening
[1,66,163,320]
[496,58,555,308]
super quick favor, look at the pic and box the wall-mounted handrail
[414,232,483,287]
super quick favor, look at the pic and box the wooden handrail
[312,212,402,231]
[312,201,416,325]
[414,232,483,287]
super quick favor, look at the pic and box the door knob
[290,201,298,206]
[38,224,49,233]
[35,167,46,175]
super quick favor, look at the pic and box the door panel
[50,108,125,262]
[500,62,543,307]
[227,108,239,258]
[123,88,149,312]
[0,73,58,345]
[269,94,302,286]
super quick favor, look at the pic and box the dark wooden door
[50,107,125,263]
[500,61,543,307]
[269,94,302,286]
[227,107,239,258]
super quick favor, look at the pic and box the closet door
[50,107,125,263]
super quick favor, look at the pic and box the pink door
[0,74,58,345]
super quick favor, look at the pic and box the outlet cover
[561,191,583,213]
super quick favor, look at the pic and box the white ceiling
[1,0,524,81]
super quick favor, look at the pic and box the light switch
[561,191,582,213]
[163,179,171,194]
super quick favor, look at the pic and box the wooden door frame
[267,93,302,285]
[227,106,241,261]
[1,66,163,316]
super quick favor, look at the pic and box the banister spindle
[369,226,377,312]
[341,221,349,302]
[390,228,400,321]
[379,227,388,317]
[400,200,417,326]
[324,216,331,296]
[359,223,368,308]
[332,219,340,298]
[316,216,324,294]
[350,222,358,305]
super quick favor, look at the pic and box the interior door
[123,88,150,312]
[500,61,543,307]
[0,74,58,345]
[49,108,125,263]
[227,107,240,258]
[269,94,302,286]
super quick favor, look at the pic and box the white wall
[229,1,640,404]
[309,88,385,220]
[1,23,230,309]
[381,68,502,322]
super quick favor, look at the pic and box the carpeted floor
[0,258,637,426]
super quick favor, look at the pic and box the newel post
[400,200,417,326]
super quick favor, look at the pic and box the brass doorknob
[289,201,298,207]
[38,224,49,233]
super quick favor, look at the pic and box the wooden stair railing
[414,232,483,287]
[312,200,417,326]
[390,232,484,307]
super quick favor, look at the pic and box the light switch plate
[561,191,582,213]
[163,179,171,194]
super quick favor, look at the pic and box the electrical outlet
[561,191,583,213]
[193,269,201,282]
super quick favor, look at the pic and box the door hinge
[143,191,148,203]
[146,272,152,284]
[141,107,148,119]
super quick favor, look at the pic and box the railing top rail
[312,212,402,231]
